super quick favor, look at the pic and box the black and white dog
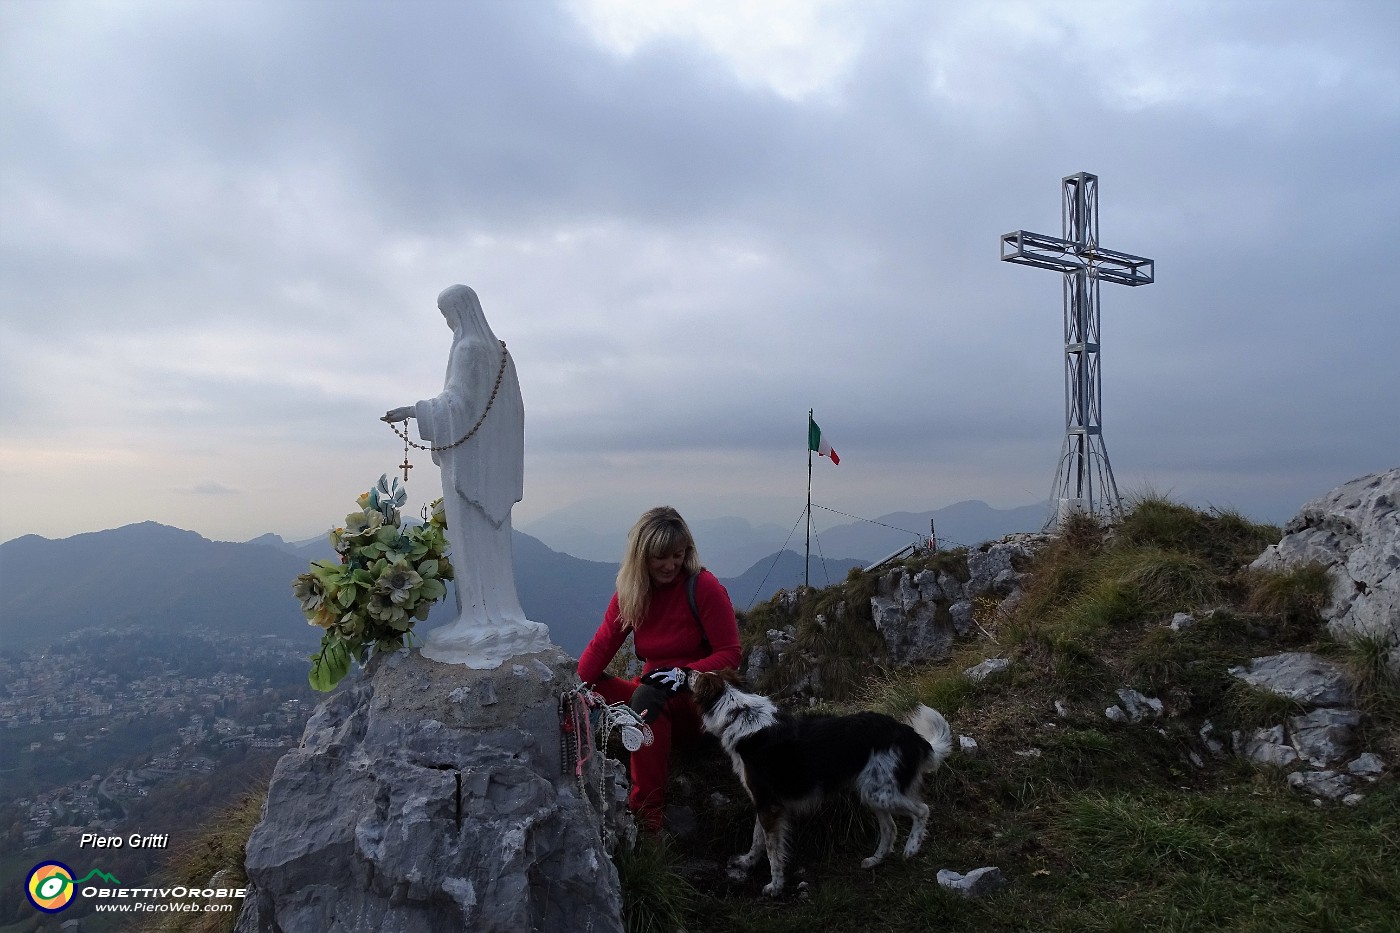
[690,669,953,896]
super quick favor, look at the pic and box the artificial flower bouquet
[293,474,453,690]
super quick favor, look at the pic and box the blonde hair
[616,506,702,630]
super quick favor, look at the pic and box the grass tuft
[143,791,264,933]
[1116,493,1280,569]
[1222,681,1307,732]
[615,834,697,933]
[1246,562,1332,624]
[860,662,978,718]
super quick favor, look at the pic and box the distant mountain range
[0,500,1041,661]
[0,523,862,658]
[720,549,865,611]
[813,500,1050,560]
[0,523,605,658]
[1,522,320,650]
[522,499,1049,575]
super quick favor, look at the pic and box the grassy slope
[148,498,1399,933]
[629,498,1399,933]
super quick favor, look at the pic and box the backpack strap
[686,572,700,623]
[687,572,712,656]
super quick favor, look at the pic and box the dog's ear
[689,670,727,709]
[718,668,746,689]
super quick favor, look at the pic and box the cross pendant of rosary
[399,422,413,482]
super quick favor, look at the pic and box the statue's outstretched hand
[382,407,415,422]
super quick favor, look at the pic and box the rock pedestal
[235,647,624,933]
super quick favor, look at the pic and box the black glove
[641,667,691,695]
[628,683,670,724]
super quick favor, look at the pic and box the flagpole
[806,408,813,591]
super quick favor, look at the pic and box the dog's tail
[908,705,954,771]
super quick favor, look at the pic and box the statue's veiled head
[437,284,496,343]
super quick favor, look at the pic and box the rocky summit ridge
[230,468,1398,932]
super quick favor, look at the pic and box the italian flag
[808,415,840,465]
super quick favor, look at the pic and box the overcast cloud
[1,0,1397,549]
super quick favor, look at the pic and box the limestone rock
[948,600,975,635]
[1251,467,1400,672]
[862,534,1049,670]
[1105,688,1162,724]
[1114,688,1163,722]
[1348,752,1385,778]
[1287,769,1356,801]
[1198,720,1226,758]
[235,648,624,933]
[964,658,1010,683]
[743,627,796,683]
[966,542,1024,597]
[1238,725,1300,768]
[1289,707,1361,767]
[870,595,903,633]
[871,583,952,664]
[936,866,1006,898]
[912,569,946,601]
[1228,652,1354,707]
[743,644,771,683]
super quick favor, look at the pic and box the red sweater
[577,569,742,684]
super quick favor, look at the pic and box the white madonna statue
[382,284,551,668]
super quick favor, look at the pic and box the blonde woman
[577,506,742,832]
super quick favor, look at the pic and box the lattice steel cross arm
[1000,172,1154,286]
[999,231,1155,286]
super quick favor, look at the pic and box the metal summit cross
[1001,172,1154,526]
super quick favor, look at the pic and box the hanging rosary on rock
[559,683,654,847]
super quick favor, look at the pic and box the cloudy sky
[2,0,1396,551]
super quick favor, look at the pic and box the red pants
[592,676,703,832]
